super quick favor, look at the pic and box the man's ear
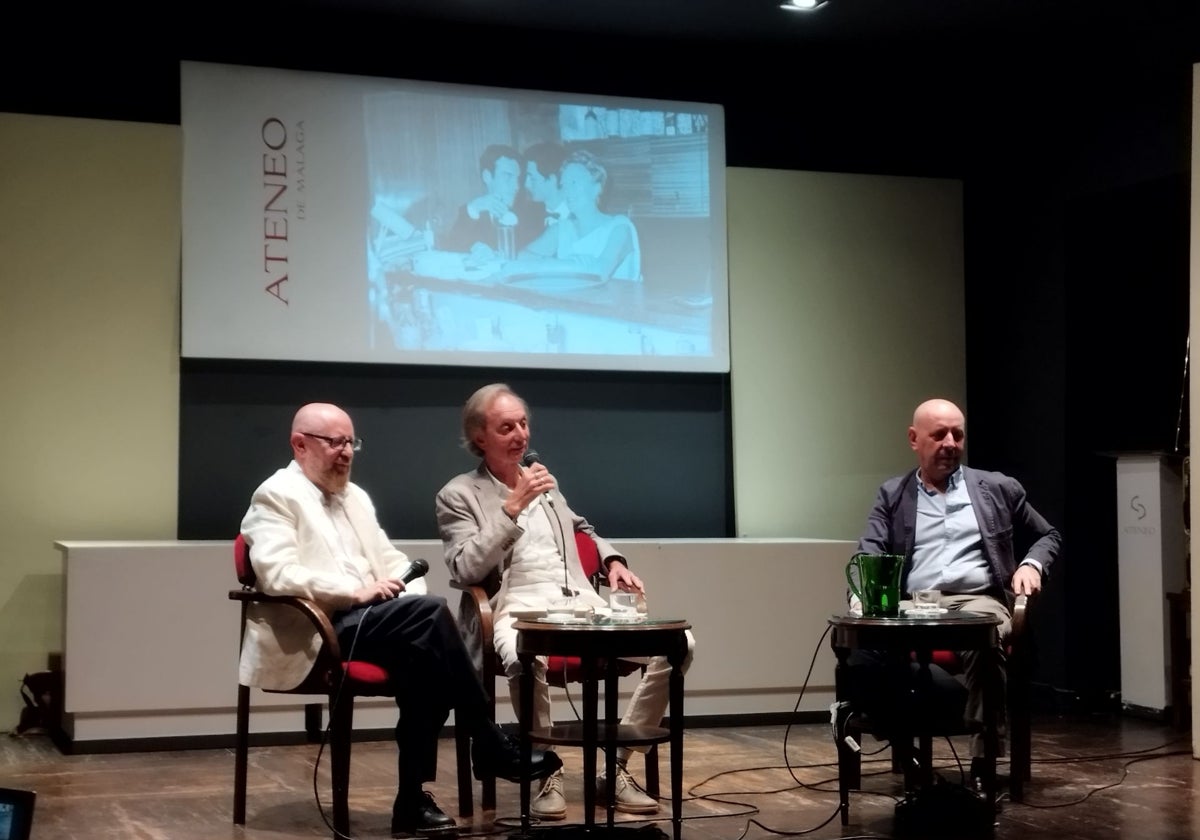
[907,427,918,450]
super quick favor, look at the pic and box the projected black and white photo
[181,62,728,373]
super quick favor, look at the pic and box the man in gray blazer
[241,403,560,838]
[436,383,695,821]
[851,397,1061,778]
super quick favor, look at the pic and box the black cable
[780,624,834,790]
[312,602,374,840]
[1009,736,1191,809]
[1027,735,1188,764]
[1019,748,1192,809]
[547,505,574,599]
[303,596,1190,838]
[664,623,910,838]
[728,803,844,839]
[525,463,572,599]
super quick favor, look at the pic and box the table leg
[518,651,534,834]
[831,645,855,825]
[914,649,934,792]
[582,656,599,831]
[982,644,999,813]
[669,639,686,840]
[604,658,619,828]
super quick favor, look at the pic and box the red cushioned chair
[833,593,1034,822]
[452,531,658,814]
[229,534,470,837]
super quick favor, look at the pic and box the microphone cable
[309,562,429,839]
[521,450,574,599]
[313,602,374,840]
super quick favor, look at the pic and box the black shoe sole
[474,751,564,784]
[391,824,459,838]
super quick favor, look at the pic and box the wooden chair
[228,535,470,837]
[452,531,659,814]
[833,593,1034,818]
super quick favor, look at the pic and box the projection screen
[181,61,729,373]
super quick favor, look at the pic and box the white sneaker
[596,765,658,815]
[531,768,566,821]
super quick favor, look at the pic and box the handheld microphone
[400,557,429,584]
[520,450,541,468]
[522,450,573,596]
[521,450,554,504]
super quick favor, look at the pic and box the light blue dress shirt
[907,466,993,594]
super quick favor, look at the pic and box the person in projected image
[239,403,561,838]
[444,144,528,260]
[845,397,1061,787]
[435,383,695,821]
[507,149,642,282]
[521,141,569,229]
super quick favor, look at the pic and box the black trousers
[333,594,493,791]
[841,648,969,735]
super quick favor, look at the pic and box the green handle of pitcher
[845,553,865,602]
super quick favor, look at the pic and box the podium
[1110,452,1188,715]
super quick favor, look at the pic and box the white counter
[58,538,852,746]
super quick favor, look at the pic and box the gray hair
[461,383,529,457]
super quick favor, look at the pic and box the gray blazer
[435,464,625,667]
[856,465,1062,596]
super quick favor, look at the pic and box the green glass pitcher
[846,552,905,617]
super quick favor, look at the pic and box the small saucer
[605,613,645,624]
[539,614,590,624]
[903,606,949,617]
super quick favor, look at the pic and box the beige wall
[728,167,966,539]
[0,116,966,734]
[0,114,180,729]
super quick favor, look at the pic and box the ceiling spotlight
[781,0,828,10]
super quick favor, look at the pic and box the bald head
[290,402,355,495]
[292,402,349,435]
[909,398,965,491]
[912,398,964,429]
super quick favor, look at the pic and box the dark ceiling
[3,0,1195,176]
[327,0,1197,49]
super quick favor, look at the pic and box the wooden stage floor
[3,714,1196,840]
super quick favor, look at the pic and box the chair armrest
[454,583,494,643]
[451,582,497,686]
[229,589,343,659]
[1011,591,1035,646]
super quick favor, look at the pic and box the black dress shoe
[472,731,563,783]
[391,790,458,837]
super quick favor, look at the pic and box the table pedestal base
[509,824,669,840]
[893,778,995,837]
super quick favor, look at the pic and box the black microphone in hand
[400,558,429,585]
[521,450,554,505]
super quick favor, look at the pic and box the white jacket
[238,461,425,690]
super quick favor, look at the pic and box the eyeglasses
[301,432,363,452]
